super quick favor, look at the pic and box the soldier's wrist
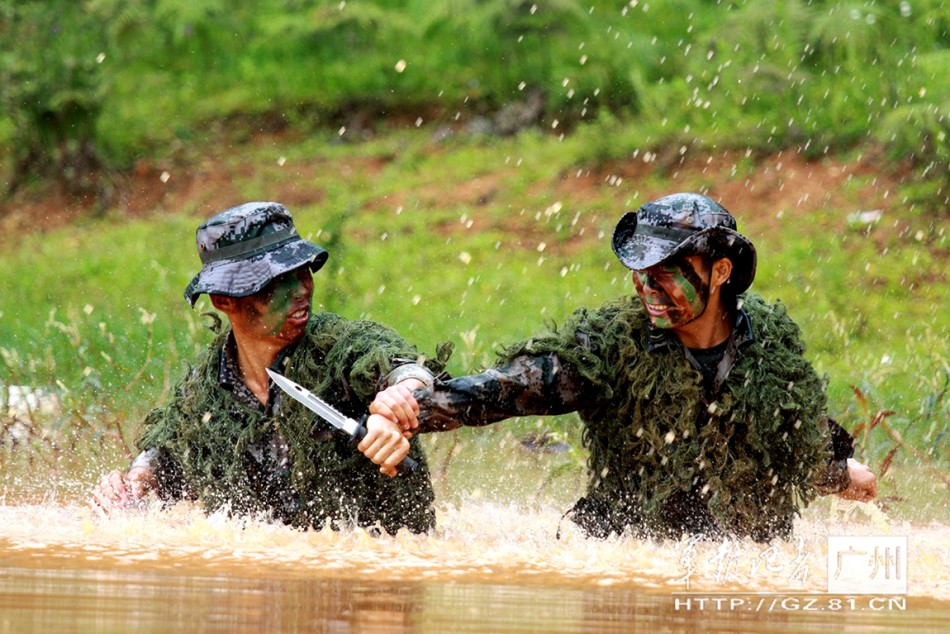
[384,363,435,389]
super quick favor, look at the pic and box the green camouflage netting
[137,312,452,534]
[500,293,830,541]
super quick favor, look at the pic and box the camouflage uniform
[415,294,850,541]
[128,202,447,534]
[134,313,445,535]
[415,193,852,542]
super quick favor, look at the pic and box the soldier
[373,192,876,541]
[93,202,449,534]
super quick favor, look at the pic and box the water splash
[1,498,947,600]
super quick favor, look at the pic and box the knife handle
[350,415,419,475]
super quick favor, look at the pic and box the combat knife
[266,368,418,474]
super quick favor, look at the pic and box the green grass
[3,0,949,201]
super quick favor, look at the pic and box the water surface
[0,500,946,633]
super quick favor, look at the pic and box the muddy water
[0,500,947,633]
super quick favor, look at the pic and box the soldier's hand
[358,413,411,478]
[836,458,878,503]
[91,467,157,513]
[369,379,423,437]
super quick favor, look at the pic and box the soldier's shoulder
[739,293,800,332]
[739,293,809,357]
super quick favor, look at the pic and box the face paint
[632,257,710,329]
[242,267,313,339]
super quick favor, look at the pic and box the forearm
[414,353,586,432]
[814,457,850,495]
[382,361,436,390]
[813,419,854,495]
[131,447,189,501]
[368,359,443,435]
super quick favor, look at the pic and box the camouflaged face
[184,202,328,306]
[611,192,757,293]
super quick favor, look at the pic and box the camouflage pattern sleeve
[413,353,590,432]
[813,419,854,495]
[129,447,190,502]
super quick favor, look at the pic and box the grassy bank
[1,128,947,517]
[1,1,948,203]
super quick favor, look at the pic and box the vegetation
[0,1,947,517]
[1,0,948,198]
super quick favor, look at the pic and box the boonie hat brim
[184,238,327,306]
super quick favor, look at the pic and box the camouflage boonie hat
[611,193,757,293]
[184,202,328,306]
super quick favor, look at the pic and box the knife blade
[266,368,418,474]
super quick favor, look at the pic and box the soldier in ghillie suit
[379,193,877,542]
[93,202,449,535]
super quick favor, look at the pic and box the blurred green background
[0,0,947,518]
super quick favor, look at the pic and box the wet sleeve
[381,360,436,389]
[414,353,589,431]
[813,419,854,495]
[129,446,189,502]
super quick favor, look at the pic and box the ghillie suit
[417,293,839,542]
[138,312,452,535]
